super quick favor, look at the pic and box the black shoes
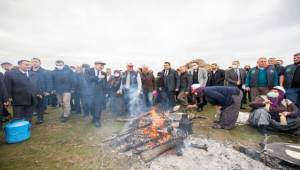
[36,120,44,125]
[196,107,203,112]
[60,116,69,123]
[94,121,101,128]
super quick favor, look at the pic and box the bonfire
[103,108,191,162]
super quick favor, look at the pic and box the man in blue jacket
[284,53,300,110]
[245,57,279,101]
[51,60,75,122]
[31,58,52,124]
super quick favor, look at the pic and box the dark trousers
[81,94,94,116]
[161,90,176,110]
[71,92,81,114]
[197,96,207,109]
[12,105,34,122]
[286,88,300,113]
[48,93,58,107]
[35,97,47,121]
[2,106,10,117]
[91,94,104,122]
[242,89,251,104]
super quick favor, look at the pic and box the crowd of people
[0,53,299,135]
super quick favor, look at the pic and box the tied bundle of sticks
[102,108,187,162]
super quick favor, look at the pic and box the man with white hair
[118,63,142,116]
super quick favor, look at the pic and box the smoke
[124,87,144,117]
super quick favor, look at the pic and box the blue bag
[3,119,32,144]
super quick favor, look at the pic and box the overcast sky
[0,0,299,71]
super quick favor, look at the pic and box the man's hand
[263,99,272,105]
[37,94,43,99]
[184,91,189,95]
[175,88,179,92]
[117,90,122,95]
[237,81,241,86]
[98,75,105,79]
[245,87,250,91]
[281,111,290,116]
[4,101,10,106]
[137,90,143,96]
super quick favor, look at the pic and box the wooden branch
[140,138,183,162]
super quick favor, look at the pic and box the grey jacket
[225,68,246,87]
[188,68,208,87]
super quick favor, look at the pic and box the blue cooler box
[3,120,32,144]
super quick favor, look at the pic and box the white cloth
[125,72,131,89]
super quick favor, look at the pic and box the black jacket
[85,68,107,94]
[0,73,9,109]
[204,86,240,107]
[108,77,122,95]
[162,69,180,92]
[179,71,192,92]
[207,69,225,86]
[4,69,41,106]
[52,65,76,94]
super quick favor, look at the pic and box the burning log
[140,137,184,162]
[107,108,191,162]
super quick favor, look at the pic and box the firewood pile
[102,108,191,162]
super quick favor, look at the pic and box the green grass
[0,105,298,169]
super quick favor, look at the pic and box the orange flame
[143,109,171,147]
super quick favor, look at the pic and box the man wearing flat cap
[84,61,107,127]
[118,63,142,116]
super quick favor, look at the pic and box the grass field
[0,106,298,170]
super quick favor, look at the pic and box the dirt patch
[150,137,271,170]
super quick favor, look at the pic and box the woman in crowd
[248,86,300,134]
[108,70,125,116]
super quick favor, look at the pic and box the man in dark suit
[207,63,225,86]
[161,62,180,110]
[0,72,9,128]
[31,58,52,124]
[225,61,247,87]
[4,60,42,122]
[1,62,13,121]
[85,61,107,128]
[225,60,247,109]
